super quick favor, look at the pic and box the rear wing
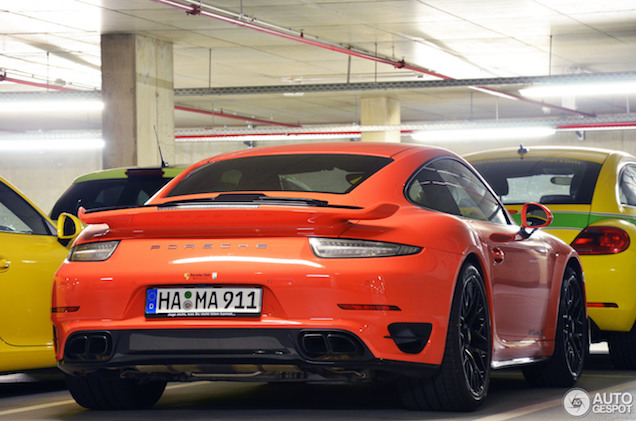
[78,202,399,238]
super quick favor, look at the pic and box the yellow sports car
[466,146,636,369]
[0,176,81,373]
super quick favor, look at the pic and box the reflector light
[587,303,619,308]
[338,304,401,311]
[51,306,80,313]
[571,226,630,255]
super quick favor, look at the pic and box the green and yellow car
[466,146,636,369]
[50,166,185,221]
[0,176,80,373]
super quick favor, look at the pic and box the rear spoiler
[78,202,399,238]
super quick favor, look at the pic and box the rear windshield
[166,154,392,196]
[471,157,602,205]
[51,176,173,219]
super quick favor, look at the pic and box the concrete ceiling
[1,0,636,137]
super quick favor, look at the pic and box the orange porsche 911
[52,142,586,411]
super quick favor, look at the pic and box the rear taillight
[309,237,421,258]
[571,226,630,255]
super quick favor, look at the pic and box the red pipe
[150,0,593,118]
[557,121,636,130]
[150,0,446,78]
[175,105,301,127]
[0,74,76,91]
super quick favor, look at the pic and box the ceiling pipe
[1,73,297,128]
[0,73,76,91]
[175,105,301,128]
[150,0,437,76]
[557,121,636,130]
[150,0,593,118]
[6,72,631,130]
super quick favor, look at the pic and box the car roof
[464,145,636,164]
[200,142,432,163]
[72,166,186,183]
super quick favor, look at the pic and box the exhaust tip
[299,331,363,360]
[66,332,113,361]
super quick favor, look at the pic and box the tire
[608,324,636,369]
[522,266,586,387]
[399,262,491,411]
[65,371,167,410]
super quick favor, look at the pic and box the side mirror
[521,202,553,229]
[490,203,553,243]
[57,213,83,241]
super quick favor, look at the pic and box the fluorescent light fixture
[411,126,556,142]
[0,100,104,113]
[0,138,105,151]
[520,81,636,98]
[176,132,361,142]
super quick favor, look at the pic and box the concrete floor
[1,343,634,420]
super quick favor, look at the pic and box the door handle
[491,247,504,265]
[0,258,10,272]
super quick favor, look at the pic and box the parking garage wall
[0,150,101,216]
[2,130,636,215]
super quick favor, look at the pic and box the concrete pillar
[101,34,174,169]
[360,96,401,143]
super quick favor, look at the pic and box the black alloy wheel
[561,270,587,376]
[458,268,491,398]
[522,266,586,386]
[399,262,491,411]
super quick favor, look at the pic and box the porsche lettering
[150,243,267,250]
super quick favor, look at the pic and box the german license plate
[145,287,262,317]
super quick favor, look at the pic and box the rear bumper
[581,254,636,333]
[58,327,438,382]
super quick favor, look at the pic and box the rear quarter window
[619,164,636,206]
[406,157,508,225]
